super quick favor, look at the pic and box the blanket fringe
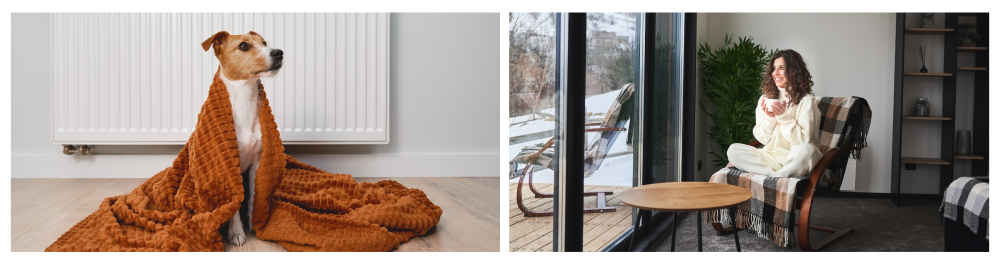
[706,207,794,248]
[846,97,871,160]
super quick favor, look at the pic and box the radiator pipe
[62,145,91,155]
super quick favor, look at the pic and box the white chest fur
[220,74,264,173]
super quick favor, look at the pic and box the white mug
[764,98,785,113]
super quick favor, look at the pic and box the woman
[726,49,823,179]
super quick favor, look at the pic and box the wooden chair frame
[711,140,857,251]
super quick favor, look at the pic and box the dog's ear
[201,31,230,52]
[247,31,265,44]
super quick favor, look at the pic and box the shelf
[901,157,950,165]
[902,116,952,120]
[958,47,988,52]
[903,72,953,77]
[904,28,954,35]
[891,13,990,206]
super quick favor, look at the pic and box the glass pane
[508,12,558,252]
[509,12,683,252]
[651,13,684,184]
[614,12,685,252]
[580,12,638,252]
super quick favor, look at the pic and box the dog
[201,31,283,246]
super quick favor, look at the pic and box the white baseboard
[11,154,502,178]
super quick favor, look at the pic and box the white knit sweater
[751,87,822,168]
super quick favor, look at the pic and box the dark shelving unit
[891,13,989,207]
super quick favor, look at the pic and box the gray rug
[649,197,945,252]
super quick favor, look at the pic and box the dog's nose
[271,49,283,61]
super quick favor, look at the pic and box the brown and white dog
[201,31,283,246]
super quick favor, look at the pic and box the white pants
[727,143,823,178]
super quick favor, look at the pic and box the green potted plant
[956,23,981,47]
[698,34,777,167]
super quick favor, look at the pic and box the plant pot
[960,39,973,47]
[920,66,928,73]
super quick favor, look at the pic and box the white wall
[700,13,899,193]
[11,13,504,178]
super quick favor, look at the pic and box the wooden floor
[11,177,502,252]
[508,182,633,252]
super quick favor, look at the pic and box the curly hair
[762,49,814,105]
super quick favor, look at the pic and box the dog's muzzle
[269,49,284,70]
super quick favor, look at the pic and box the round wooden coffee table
[618,182,752,252]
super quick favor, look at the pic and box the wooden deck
[12,177,502,252]
[508,182,633,252]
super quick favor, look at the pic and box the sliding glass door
[508,12,560,252]
[509,12,690,252]
[618,13,693,252]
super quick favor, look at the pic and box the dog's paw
[228,232,247,246]
[226,220,247,246]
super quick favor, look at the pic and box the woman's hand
[768,100,787,116]
[760,98,779,117]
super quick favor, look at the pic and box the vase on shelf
[912,98,930,117]
[960,39,973,47]
[920,13,935,28]
[917,45,928,73]
[956,130,972,155]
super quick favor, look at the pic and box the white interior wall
[700,13,906,193]
[11,13,503,178]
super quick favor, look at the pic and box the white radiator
[50,13,389,145]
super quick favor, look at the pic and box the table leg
[666,212,675,252]
[697,211,703,252]
[730,207,741,252]
[630,209,641,252]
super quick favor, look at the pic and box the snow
[509,88,625,138]
[509,154,633,187]
[589,13,637,42]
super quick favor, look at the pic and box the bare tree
[509,13,555,118]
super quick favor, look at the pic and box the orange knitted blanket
[46,69,443,252]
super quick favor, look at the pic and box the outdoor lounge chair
[707,96,872,251]
[510,83,634,217]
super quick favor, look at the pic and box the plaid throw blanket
[940,177,989,240]
[707,168,806,247]
[706,96,871,248]
[815,97,872,190]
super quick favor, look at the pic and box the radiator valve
[63,145,91,155]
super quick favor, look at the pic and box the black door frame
[552,12,587,252]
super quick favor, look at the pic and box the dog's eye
[262,41,267,46]
[238,42,250,51]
